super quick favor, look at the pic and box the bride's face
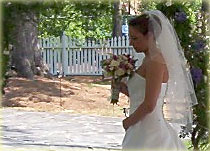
[129,26,149,53]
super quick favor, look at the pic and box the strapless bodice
[127,73,167,116]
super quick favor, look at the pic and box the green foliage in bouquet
[139,0,209,150]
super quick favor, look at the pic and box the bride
[115,10,197,151]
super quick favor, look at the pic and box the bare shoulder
[145,54,165,69]
[150,49,166,65]
[145,56,165,78]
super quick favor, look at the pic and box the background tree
[2,1,49,79]
[112,0,122,37]
[0,2,3,96]
[2,0,114,80]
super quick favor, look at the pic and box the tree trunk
[112,0,122,37]
[11,9,46,79]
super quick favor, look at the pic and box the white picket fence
[39,33,144,76]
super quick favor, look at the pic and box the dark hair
[129,14,162,36]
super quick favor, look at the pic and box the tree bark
[112,0,122,37]
[11,9,45,79]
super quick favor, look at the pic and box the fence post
[62,32,68,75]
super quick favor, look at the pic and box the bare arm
[119,82,129,96]
[123,60,165,130]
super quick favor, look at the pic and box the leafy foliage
[38,0,114,40]
[1,54,9,93]
[3,0,114,47]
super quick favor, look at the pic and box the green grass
[184,139,193,150]
[87,83,95,88]
[92,80,111,85]
[87,81,111,88]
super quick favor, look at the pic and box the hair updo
[129,14,162,37]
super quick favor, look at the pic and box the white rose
[124,61,128,64]
[122,55,128,61]
[115,68,125,77]
[110,67,114,71]
[127,63,133,69]
[110,60,120,67]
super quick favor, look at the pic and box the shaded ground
[2,75,129,117]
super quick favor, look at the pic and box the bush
[1,54,9,94]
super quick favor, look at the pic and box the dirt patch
[2,76,129,117]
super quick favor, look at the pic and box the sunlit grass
[184,139,193,151]
[87,83,94,88]
[93,80,111,85]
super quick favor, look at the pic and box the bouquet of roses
[101,54,137,104]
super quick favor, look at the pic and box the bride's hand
[123,113,137,131]
[123,117,131,131]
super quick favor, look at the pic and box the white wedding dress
[122,73,187,151]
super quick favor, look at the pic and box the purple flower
[105,66,111,72]
[113,55,118,60]
[192,40,205,51]
[125,64,130,70]
[191,67,203,84]
[128,59,135,66]
[175,11,187,22]
[119,62,126,69]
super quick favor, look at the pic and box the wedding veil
[144,10,198,130]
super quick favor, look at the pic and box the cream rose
[115,68,125,76]
[110,60,120,67]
